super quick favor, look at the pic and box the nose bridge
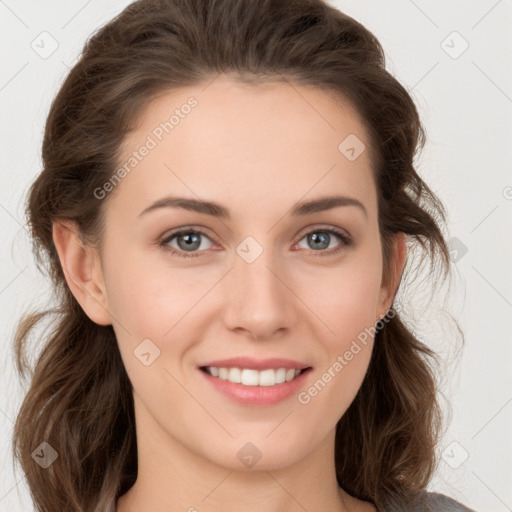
[222,234,295,338]
[233,234,284,300]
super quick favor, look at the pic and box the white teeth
[204,366,304,386]
[228,367,241,384]
[258,369,275,387]
[241,369,259,386]
[275,368,286,384]
[285,369,296,382]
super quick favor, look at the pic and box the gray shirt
[381,491,476,511]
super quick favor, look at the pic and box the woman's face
[92,76,398,471]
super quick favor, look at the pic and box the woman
[12,0,475,510]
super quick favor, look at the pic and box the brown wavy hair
[12,0,456,510]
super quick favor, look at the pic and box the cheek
[303,249,383,348]
[294,266,380,435]
[294,249,381,408]
[102,250,221,366]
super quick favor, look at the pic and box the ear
[377,232,407,320]
[52,220,112,326]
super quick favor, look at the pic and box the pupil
[310,232,329,250]
[178,232,200,251]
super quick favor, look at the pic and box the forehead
[108,75,377,223]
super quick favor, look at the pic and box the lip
[199,368,312,406]
[199,356,310,371]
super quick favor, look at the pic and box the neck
[116,393,373,512]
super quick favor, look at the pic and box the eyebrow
[138,194,367,219]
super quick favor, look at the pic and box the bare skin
[53,74,405,512]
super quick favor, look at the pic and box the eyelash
[158,225,352,259]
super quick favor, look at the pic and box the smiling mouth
[200,366,311,387]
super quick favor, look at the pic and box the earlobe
[52,220,112,326]
[377,232,408,319]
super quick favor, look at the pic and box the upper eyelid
[160,225,218,245]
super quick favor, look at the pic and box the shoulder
[381,490,476,511]
[420,491,476,511]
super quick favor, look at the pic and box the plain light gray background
[1,1,511,510]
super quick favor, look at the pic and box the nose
[221,241,298,341]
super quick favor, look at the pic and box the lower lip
[199,368,311,406]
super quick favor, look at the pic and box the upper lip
[199,357,311,371]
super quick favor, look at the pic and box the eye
[158,225,352,259]
[159,227,215,259]
[295,226,351,256]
